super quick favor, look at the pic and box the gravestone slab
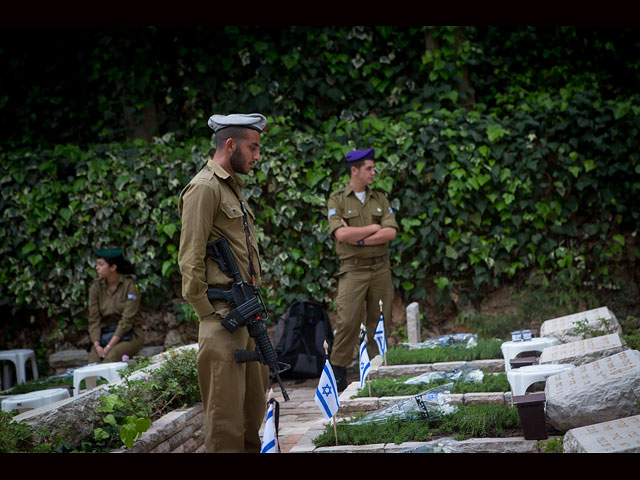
[539,307,621,344]
[545,350,640,431]
[49,349,89,374]
[563,414,640,453]
[539,333,626,367]
[406,302,420,344]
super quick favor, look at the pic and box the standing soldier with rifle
[178,113,283,453]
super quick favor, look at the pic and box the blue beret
[208,113,267,133]
[95,248,123,259]
[346,148,375,163]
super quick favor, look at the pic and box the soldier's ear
[225,138,235,152]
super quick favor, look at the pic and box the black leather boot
[332,364,347,392]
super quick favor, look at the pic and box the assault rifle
[206,237,290,401]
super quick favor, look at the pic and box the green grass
[313,404,522,447]
[386,338,504,365]
[3,376,74,395]
[353,371,510,398]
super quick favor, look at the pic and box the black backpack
[273,300,334,379]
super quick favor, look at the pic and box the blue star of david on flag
[314,360,340,420]
[260,399,278,453]
[359,338,371,389]
[374,312,387,355]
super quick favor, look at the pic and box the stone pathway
[259,365,360,453]
[261,381,322,453]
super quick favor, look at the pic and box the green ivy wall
[1,26,639,351]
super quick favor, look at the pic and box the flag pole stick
[379,299,387,366]
[267,388,280,453]
[324,340,339,446]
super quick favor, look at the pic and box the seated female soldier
[88,248,145,363]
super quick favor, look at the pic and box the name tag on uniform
[128,294,138,300]
[328,208,336,219]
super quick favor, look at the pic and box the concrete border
[291,357,540,453]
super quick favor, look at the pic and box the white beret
[207,113,267,133]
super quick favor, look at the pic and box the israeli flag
[374,312,387,356]
[260,400,277,453]
[314,360,340,420]
[359,338,371,389]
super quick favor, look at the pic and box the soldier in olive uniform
[177,113,270,453]
[88,248,144,363]
[327,148,398,391]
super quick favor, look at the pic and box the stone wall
[112,403,205,453]
[13,344,204,452]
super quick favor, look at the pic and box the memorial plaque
[539,333,625,366]
[539,307,621,343]
[563,415,640,453]
[547,349,639,396]
[545,350,640,430]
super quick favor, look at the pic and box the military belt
[341,255,387,266]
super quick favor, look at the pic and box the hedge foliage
[1,27,639,347]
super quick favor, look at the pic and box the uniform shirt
[327,185,398,260]
[178,159,262,318]
[88,274,141,343]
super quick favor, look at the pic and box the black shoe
[332,364,347,392]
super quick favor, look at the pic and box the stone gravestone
[406,302,420,344]
[539,333,627,367]
[563,414,640,453]
[49,350,89,374]
[539,307,621,344]
[545,349,640,431]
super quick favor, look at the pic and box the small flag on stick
[359,324,371,395]
[315,340,340,445]
[374,299,388,366]
[260,391,280,453]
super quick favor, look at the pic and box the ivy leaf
[434,276,450,291]
[94,427,110,441]
[162,223,177,238]
[104,414,118,426]
[306,168,325,188]
[60,208,72,222]
[401,281,414,291]
[21,242,37,255]
[374,177,393,194]
[486,124,509,143]
[445,245,458,259]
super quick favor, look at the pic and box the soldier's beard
[230,148,250,175]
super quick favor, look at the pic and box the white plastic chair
[507,363,575,396]
[73,361,128,396]
[0,349,39,389]
[1,388,70,412]
[501,337,560,372]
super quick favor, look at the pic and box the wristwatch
[357,239,365,246]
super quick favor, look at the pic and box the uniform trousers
[88,327,145,363]
[198,312,269,453]
[330,258,393,368]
